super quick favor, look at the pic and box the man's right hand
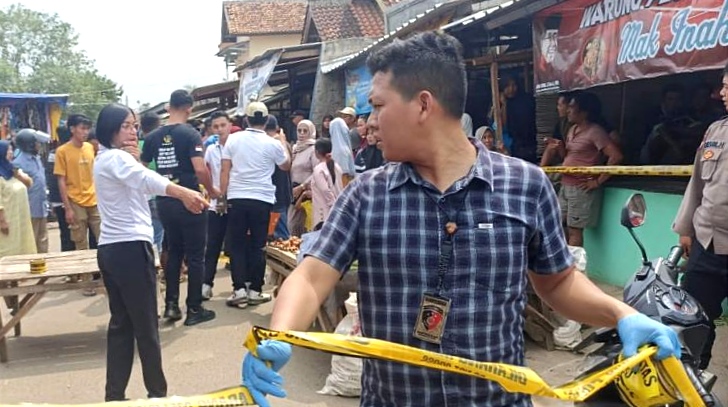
[679,235,692,258]
[65,207,76,226]
[242,340,292,407]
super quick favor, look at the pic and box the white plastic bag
[318,293,362,397]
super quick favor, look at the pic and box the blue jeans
[148,199,164,253]
[272,207,290,240]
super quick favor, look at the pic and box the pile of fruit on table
[268,237,302,254]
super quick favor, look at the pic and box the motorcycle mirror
[621,193,647,229]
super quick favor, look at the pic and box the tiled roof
[310,0,385,41]
[224,0,307,35]
[380,0,405,6]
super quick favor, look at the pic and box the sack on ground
[318,293,362,397]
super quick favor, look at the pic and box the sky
[1,0,229,108]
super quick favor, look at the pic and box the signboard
[237,51,282,115]
[345,63,373,115]
[533,0,728,94]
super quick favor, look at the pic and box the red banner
[533,0,728,94]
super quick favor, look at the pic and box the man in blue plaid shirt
[242,31,680,407]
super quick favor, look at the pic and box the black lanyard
[427,186,472,294]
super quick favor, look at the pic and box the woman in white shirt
[93,103,208,402]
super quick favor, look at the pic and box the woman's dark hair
[323,114,334,122]
[96,103,134,149]
[315,138,336,184]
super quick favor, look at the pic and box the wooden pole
[490,61,503,144]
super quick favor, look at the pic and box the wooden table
[0,250,104,363]
[265,246,356,332]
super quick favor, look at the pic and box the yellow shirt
[53,142,97,207]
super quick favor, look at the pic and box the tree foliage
[0,4,122,120]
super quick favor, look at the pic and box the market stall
[265,238,357,333]
[0,93,68,141]
[530,0,728,287]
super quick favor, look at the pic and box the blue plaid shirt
[306,140,573,407]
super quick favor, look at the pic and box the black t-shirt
[141,124,203,191]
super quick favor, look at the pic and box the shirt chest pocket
[700,148,722,181]
[455,217,528,293]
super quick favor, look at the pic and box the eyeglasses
[297,128,309,133]
[122,122,139,131]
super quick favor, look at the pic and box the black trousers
[204,211,228,287]
[227,199,271,292]
[683,240,728,370]
[157,197,206,309]
[98,241,167,401]
[53,206,75,252]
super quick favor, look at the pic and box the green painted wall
[584,187,728,314]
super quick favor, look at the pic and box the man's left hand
[617,313,681,360]
[580,179,600,192]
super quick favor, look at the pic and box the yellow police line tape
[541,165,693,176]
[0,327,705,407]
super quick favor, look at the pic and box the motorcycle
[574,193,722,407]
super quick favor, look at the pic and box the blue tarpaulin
[0,92,69,106]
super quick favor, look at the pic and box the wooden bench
[0,250,103,363]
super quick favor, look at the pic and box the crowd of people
[2,28,726,407]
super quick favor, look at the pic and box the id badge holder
[413,293,452,344]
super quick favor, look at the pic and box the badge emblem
[704,149,714,160]
[413,294,451,344]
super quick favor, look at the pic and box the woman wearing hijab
[0,140,36,257]
[288,120,319,236]
[328,117,357,185]
[93,103,208,402]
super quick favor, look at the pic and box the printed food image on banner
[533,0,728,94]
[345,63,373,115]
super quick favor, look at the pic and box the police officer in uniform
[673,62,728,370]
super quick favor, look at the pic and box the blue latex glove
[242,340,292,407]
[617,313,681,360]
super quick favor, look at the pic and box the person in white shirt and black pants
[220,102,291,306]
[202,111,233,300]
[93,103,209,401]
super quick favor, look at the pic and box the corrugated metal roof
[321,1,463,73]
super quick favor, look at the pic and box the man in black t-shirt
[141,90,218,327]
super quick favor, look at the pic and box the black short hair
[265,115,279,131]
[248,113,267,126]
[96,103,134,149]
[292,110,306,118]
[366,31,466,119]
[557,92,572,103]
[662,83,685,98]
[570,92,602,123]
[169,89,193,109]
[210,110,231,123]
[67,114,92,128]
[140,112,160,134]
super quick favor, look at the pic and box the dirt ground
[1,227,726,406]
